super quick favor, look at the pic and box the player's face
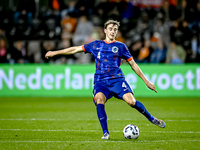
[104,24,118,41]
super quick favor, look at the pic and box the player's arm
[45,46,83,59]
[128,59,157,93]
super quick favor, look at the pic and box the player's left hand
[146,82,157,93]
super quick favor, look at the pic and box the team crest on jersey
[112,46,118,53]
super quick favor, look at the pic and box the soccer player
[45,20,166,140]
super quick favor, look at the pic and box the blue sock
[132,100,154,121]
[96,104,109,134]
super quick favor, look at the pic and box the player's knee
[95,92,106,104]
[96,98,105,104]
[127,99,136,106]
[124,93,136,106]
[126,96,136,106]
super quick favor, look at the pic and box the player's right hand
[45,51,54,59]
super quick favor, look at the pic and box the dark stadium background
[0,0,200,64]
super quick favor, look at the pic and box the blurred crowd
[0,0,200,64]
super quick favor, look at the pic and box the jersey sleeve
[82,41,96,53]
[122,44,133,61]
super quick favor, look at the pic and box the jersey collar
[104,40,116,44]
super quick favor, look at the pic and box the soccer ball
[123,124,139,139]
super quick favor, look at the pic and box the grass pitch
[0,97,200,150]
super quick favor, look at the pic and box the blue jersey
[82,40,133,82]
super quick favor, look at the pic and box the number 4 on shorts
[122,82,127,88]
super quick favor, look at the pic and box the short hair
[104,20,120,29]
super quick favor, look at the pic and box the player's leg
[123,93,166,128]
[94,92,110,139]
[122,93,152,119]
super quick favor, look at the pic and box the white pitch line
[0,129,98,132]
[165,120,200,122]
[0,140,200,143]
[0,118,200,122]
[0,129,199,134]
